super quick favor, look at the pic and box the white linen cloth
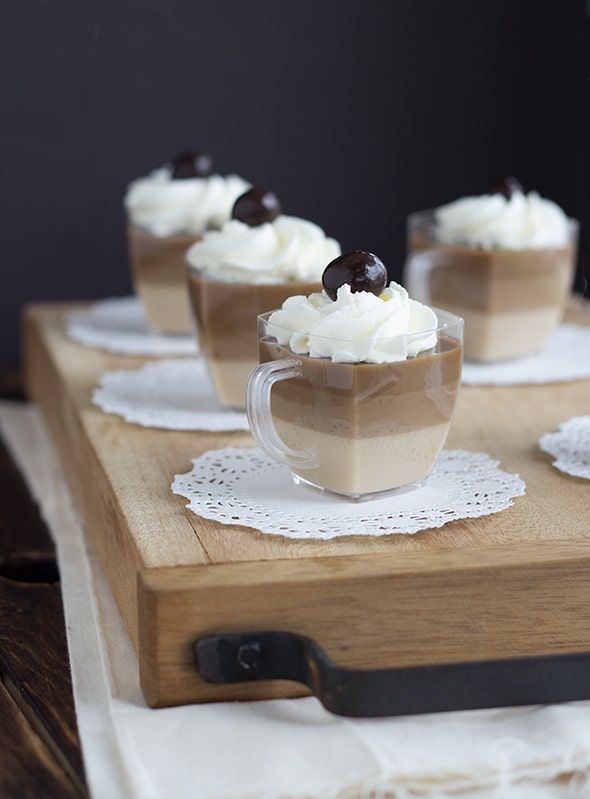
[1,401,590,799]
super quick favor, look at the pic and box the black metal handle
[195,631,590,718]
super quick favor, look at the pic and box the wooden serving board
[24,300,590,708]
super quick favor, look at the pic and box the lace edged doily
[539,416,590,480]
[66,296,198,356]
[172,447,525,539]
[462,325,590,385]
[92,359,249,431]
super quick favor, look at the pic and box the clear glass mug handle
[404,250,434,306]
[246,358,316,469]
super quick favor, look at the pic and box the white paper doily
[92,359,248,431]
[66,296,198,356]
[462,325,590,385]
[172,447,525,539]
[539,416,590,480]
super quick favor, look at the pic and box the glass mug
[405,210,578,362]
[246,310,464,501]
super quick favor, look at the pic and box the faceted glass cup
[186,267,321,410]
[127,222,199,334]
[404,210,578,362]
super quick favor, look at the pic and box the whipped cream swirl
[435,191,570,250]
[186,216,340,283]
[125,167,250,237]
[267,282,438,363]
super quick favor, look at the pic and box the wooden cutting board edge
[22,299,590,707]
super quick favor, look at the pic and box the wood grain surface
[24,298,590,706]
[0,412,86,795]
[0,685,79,799]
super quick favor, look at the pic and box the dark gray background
[1,0,588,368]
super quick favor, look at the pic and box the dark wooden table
[0,375,87,798]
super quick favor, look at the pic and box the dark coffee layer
[129,224,199,286]
[260,336,463,438]
[409,234,575,314]
[188,272,321,362]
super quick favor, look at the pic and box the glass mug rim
[257,306,464,346]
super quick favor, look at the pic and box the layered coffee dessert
[187,188,340,408]
[252,252,463,499]
[125,149,249,333]
[406,178,577,361]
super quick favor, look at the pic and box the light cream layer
[206,358,256,409]
[275,418,451,497]
[445,305,562,362]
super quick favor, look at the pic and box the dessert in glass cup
[124,149,249,333]
[247,251,464,500]
[186,188,340,409]
[405,178,577,361]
